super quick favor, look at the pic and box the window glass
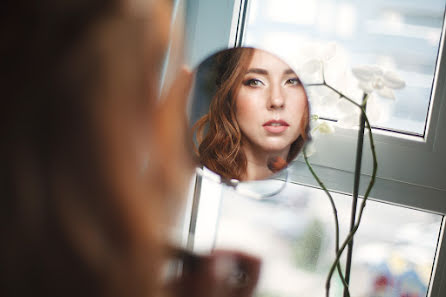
[215,182,442,297]
[242,0,446,136]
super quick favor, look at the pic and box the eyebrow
[246,68,268,75]
[245,68,297,76]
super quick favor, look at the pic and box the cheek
[288,88,308,115]
[235,89,262,124]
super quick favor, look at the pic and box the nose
[268,84,285,110]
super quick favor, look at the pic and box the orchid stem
[303,78,378,297]
[343,93,367,297]
[323,102,377,297]
[303,150,350,297]
[305,82,363,109]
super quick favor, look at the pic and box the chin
[260,142,291,154]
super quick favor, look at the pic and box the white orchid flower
[364,93,389,125]
[313,120,335,135]
[304,116,336,157]
[352,65,405,99]
[335,94,387,129]
[299,42,337,83]
[304,141,317,157]
[310,115,336,136]
[307,86,340,113]
[300,59,323,83]
[336,98,361,128]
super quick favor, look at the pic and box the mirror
[189,47,310,183]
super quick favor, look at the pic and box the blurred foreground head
[0,1,194,296]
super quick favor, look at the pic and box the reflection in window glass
[242,0,445,136]
[215,182,442,297]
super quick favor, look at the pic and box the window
[241,0,445,137]
[215,183,442,297]
[183,1,446,296]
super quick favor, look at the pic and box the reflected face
[235,50,307,157]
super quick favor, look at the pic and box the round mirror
[189,47,310,183]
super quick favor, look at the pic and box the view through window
[215,182,442,297]
[241,0,446,136]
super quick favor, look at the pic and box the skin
[235,49,307,181]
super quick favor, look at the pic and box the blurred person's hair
[193,48,310,181]
[0,1,187,297]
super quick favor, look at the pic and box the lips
[263,120,289,133]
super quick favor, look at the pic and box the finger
[159,66,193,109]
[150,66,195,202]
[211,250,261,297]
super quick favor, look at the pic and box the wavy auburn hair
[193,48,310,181]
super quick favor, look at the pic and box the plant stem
[303,150,350,297]
[323,107,378,297]
[343,93,368,297]
[304,76,379,296]
[305,82,363,109]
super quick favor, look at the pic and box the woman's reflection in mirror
[194,48,310,181]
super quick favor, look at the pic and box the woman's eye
[243,79,264,87]
[286,78,301,86]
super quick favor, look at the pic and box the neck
[240,143,290,181]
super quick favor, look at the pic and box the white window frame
[183,1,446,296]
